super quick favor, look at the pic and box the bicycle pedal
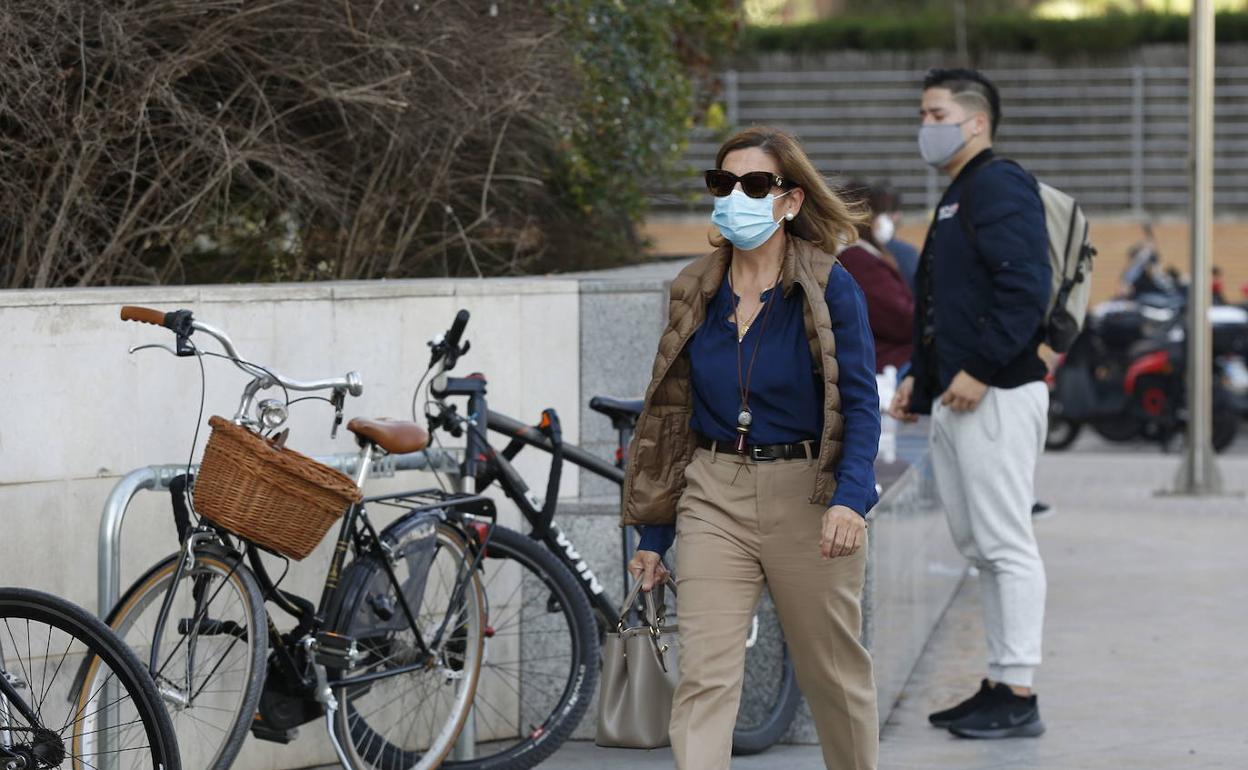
[250,721,298,744]
[313,631,362,670]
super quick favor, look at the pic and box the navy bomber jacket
[908,149,1051,413]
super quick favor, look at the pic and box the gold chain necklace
[729,265,782,342]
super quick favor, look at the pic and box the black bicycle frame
[0,672,40,728]
[487,410,644,607]
[154,484,494,697]
[432,374,651,628]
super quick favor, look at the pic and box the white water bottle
[876,365,898,465]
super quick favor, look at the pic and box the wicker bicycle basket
[193,416,362,560]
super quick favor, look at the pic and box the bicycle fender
[327,509,442,637]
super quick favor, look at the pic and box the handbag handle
[615,575,678,631]
[616,576,678,673]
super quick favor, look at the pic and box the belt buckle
[749,445,776,462]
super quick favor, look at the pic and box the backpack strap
[956,157,1037,256]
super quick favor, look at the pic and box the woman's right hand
[628,549,670,592]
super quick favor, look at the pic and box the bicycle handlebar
[445,310,469,356]
[428,309,471,371]
[120,305,168,327]
[120,306,364,396]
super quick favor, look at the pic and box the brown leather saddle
[346,418,429,454]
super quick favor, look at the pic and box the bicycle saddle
[346,418,429,454]
[589,396,645,429]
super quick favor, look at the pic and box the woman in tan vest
[623,127,881,770]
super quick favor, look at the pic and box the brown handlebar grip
[120,306,168,327]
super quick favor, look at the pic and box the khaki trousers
[669,448,878,770]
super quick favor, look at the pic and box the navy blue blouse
[638,262,881,556]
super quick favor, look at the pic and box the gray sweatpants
[931,381,1048,688]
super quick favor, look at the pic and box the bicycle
[104,306,500,770]
[1,586,180,770]
[413,311,801,769]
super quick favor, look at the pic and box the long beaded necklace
[728,263,781,454]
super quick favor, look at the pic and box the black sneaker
[947,683,1046,739]
[927,679,994,728]
[1031,501,1056,520]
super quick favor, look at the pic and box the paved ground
[539,450,1248,769]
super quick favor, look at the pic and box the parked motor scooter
[1046,294,1181,449]
[1047,297,1248,452]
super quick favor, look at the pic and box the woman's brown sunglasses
[704,169,791,199]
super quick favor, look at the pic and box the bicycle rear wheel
[732,589,801,755]
[332,523,485,770]
[439,525,598,770]
[103,548,267,770]
[0,587,180,770]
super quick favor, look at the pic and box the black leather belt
[695,434,817,462]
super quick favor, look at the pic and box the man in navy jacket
[890,68,1052,740]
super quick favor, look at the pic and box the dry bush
[0,0,567,287]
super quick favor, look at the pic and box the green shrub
[741,12,1248,58]
[538,0,737,270]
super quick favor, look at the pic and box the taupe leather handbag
[595,576,680,749]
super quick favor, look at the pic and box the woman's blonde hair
[709,126,867,253]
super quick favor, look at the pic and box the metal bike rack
[96,448,462,618]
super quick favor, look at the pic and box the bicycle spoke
[189,633,245,702]
[69,716,148,739]
[152,565,240,682]
[180,709,229,733]
[60,666,120,733]
[4,619,39,725]
[61,690,135,733]
[36,634,76,723]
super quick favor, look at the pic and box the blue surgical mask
[711,188,793,251]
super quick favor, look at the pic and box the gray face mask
[918,119,971,168]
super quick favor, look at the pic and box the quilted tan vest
[621,237,846,527]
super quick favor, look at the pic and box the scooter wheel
[1046,415,1082,450]
[1213,407,1239,453]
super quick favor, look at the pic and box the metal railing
[656,65,1248,215]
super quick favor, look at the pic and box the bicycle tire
[103,548,267,770]
[731,642,800,755]
[331,523,486,770]
[0,586,181,770]
[439,525,599,770]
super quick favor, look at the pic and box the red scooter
[1047,298,1244,452]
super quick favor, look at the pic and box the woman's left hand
[820,505,865,559]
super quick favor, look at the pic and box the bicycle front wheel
[439,524,599,770]
[103,548,268,770]
[332,523,485,770]
[0,587,180,770]
[732,588,801,755]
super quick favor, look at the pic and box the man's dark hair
[923,67,1001,137]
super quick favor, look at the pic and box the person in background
[839,179,915,373]
[889,67,1050,740]
[873,182,921,293]
[1118,222,1174,299]
[1212,266,1227,305]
